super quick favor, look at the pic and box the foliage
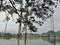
[0,0,60,32]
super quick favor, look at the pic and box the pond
[0,37,60,45]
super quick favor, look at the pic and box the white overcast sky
[0,1,60,34]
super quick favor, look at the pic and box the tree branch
[9,0,21,18]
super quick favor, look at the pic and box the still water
[0,38,60,45]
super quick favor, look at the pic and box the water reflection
[41,37,60,45]
[0,37,60,45]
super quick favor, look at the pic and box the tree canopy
[0,0,60,32]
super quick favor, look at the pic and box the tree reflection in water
[41,37,58,45]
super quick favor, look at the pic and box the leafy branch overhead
[0,0,60,32]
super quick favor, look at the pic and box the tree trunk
[18,12,22,45]
[18,22,21,45]
[5,21,8,34]
[50,16,56,45]
[24,26,27,45]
